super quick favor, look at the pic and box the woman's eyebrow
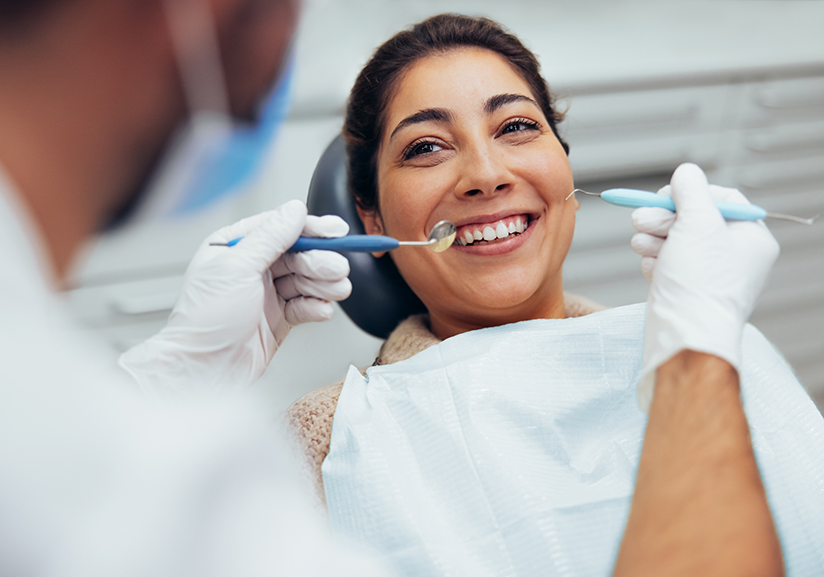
[484,93,539,114]
[390,108,454,140]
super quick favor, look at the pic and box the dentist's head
[0,0,300,280]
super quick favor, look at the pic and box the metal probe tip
[766,212,821,226]
[566,189,599,200]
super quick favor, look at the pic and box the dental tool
[567,188,820,225]
[209,220,458,253]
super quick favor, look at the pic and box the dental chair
[306,135,427,339]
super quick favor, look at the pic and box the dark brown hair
[343,13,569,212]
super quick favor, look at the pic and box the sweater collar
[376,293,607,367]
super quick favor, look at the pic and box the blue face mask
[171,59,294,215]
[119,0,295,225]
[129,59,293,222]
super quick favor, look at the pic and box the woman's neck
[427,281,568,341]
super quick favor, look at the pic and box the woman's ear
[356,206,388,258]
[567,188,581,211]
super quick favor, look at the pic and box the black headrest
[306,135,427,339]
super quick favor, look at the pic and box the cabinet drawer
[733,156,824,194]
[560,85,729,144]
[742,77,824,128]
[568,133,719,181]
[730,120,824,164]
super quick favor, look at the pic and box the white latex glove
[629,163,779,412]
[119,200,352,399]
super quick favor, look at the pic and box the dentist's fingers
[669,163,728,230]
[271,250,351,281]
[632,183,752,238]
[632,207,676,237]
[303,215,350,238]
[632,232,663,283]
[640,256,657,283]
[275,274,352,302]
[284,297,335,325]
[631,233,665,257]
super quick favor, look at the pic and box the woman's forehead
[385,48,535,127]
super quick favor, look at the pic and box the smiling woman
[286,11,604,505]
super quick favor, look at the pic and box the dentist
[0,0,384,574]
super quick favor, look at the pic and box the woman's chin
[437,282,558,324]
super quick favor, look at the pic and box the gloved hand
[119,200,352,399]
[629,163,779,412]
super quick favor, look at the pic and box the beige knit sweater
[284,292,606,508]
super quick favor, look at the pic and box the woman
[287,13,603,497]
[286,14,822,577]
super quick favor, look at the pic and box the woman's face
[364,47,577,338]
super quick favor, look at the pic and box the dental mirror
[398,220,457,252]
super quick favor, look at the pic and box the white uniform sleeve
[0,325,392,577]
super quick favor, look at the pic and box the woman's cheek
[507,147,570,196]
[381,174,429,236]
[389,171,450,229]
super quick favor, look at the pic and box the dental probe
[567,188,820,225]
[209,220,458,253]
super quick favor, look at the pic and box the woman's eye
[403,140,443,160]
[501,118,540,135]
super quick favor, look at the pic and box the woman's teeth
[456,216,529,246]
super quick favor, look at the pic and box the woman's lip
[451,215,539,256]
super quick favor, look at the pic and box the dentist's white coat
[0,168,389,576]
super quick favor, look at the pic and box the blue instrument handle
[221,235,401,252]
[602,188,768,221]
[288,235,400,252]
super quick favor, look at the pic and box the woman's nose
[454,144,514,199]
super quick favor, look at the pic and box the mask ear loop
[131,0,234,218]
[162,0,230,117]
[141,0,293,219]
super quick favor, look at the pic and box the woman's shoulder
[285,381,345,449]
[284,314,440,506]
[285,316,437,437]
[284,381,345,507]
[285,381,346,454]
